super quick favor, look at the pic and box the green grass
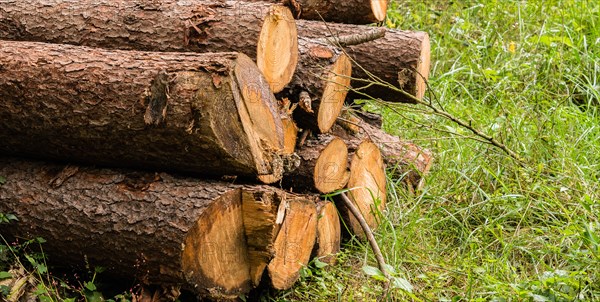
[274,0,600,301]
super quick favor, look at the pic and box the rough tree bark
[297,21,431,103]
[0,0,298,92]
[283,135,350,193]
[283,38,352,133]
[249,0,388,24]
[0,41,285,183]
[0,158,299,299]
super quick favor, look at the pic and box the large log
[284,38,352,133]
[0,158,298,299]
[297,21,431,103]
[283,135,350,193]
[0,41,285,183]
[0,0,298,93]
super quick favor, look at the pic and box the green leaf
[0,285,10,296]
[36,264,48,274]
[84,281,97,291]
[0,176,5,185]
[392,277,414,293]
[85,291,104,302]
[0,271,12,280]
[5,214,17,222]
[362,265,383,277]
[314,258,328,269]
[35,237,46,244]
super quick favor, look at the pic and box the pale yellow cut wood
[314,137,350,193]
[257,5,299,93]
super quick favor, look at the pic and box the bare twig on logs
[340,192,391,291]
[317,28,386,47]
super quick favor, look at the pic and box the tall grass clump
[274,0,599,301]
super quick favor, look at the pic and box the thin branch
[340,192,391,289]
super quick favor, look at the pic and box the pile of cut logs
[0,0,433,299]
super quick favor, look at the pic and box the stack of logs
[0,0,433,300]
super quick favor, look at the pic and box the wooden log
[0,41,285,183]
[0,158,295,299]
[247,0,388,24]
[337,140,387,239]
[332,119,433,190]
[283,38,352,133]
[285,0,388,24]
[283,135,350,193]
[0,0,298,93]
[267,195,318,290]
[313,201,341,265]
[297,21,431,103]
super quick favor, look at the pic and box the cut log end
[267,197,318,290]
[345,140,386,238]
[181,189,251,299]
[314,137,350,193]
[415,32,431,100]
[257,5,299,93]
[233,54,285,183]
[317,53,352,133]
[370,0,389,22]
[314,202,341,265]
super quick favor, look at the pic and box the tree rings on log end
[257,5,299,93]
[182,189,251,299]
[314,202,341,265]
[234,54,285,183]
[317,53,352,133]
[267,197,318,290]
[370,0,389,22]
[314,137,350,193]
[345,140,386,238]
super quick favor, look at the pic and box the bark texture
[0,41,284,182]
[251,0,388,24]
[283,38,352,133]
[287,0,387,24]
[0,158,269,298]
[0,0,298,92]
[297,21,431,103]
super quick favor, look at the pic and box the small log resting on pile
[283,136,350,193]
[312,201,341,265]
[267,196,318,290]
[0,158,304,299]
[297,21,431,103]
[0,41,284,183]
[251,0,388,24]
[337,140,387,238]
[284,38,352,133]
[332,118,433,190]
[283,0,388,24]
[0,0,298,92]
